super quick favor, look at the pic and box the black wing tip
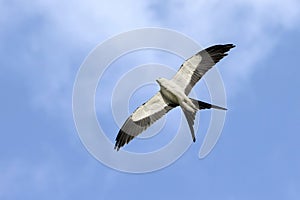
[214,43,236,50]
[114,128,135,151]
[114,146,120,151]
[202,43,235,64]
[223,43,236,48]
[114,129,127,151]
[206,43,235,54]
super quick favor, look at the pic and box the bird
[114,44,235,151]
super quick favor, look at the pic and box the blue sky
[1,0,300,199]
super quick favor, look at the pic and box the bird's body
[157,78,197,113]
[115,44,235,150]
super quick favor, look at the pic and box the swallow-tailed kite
[115,44,235,150]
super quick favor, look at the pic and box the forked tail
[190,98,227,110]
[181,98,227,143]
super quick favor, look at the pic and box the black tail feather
[190,98,227,110]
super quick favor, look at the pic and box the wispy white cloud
[0,0,156,119]
[2,0,299,115]
[30,0,155,44]
[1,0,300,142]
[148,0,300,96]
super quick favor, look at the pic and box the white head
[156,77,167,86]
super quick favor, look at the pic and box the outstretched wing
[172,44,235,94]
[114,92,176,150]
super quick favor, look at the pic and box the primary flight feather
[115,44,235,150]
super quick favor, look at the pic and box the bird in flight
[115,44,235,150]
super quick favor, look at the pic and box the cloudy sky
[1,0,300,199]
